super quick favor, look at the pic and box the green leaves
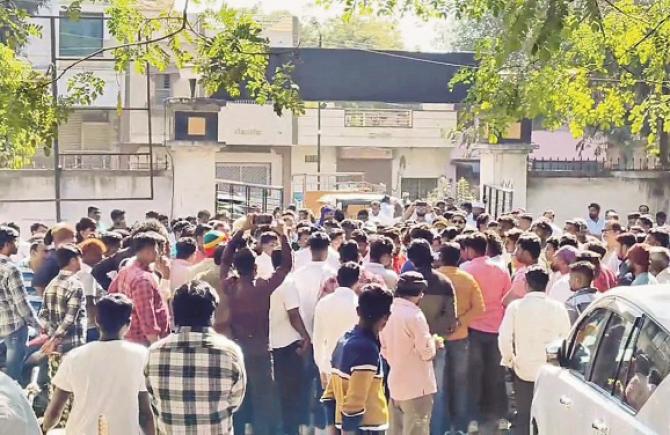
[444,0,670,150]
[194,6,303,116]
[0,0,304,167]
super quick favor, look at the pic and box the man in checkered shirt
[146,280,246,434]
[0,226,39,380]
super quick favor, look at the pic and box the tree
[299,15,404,50]
[328,0,670,164]
[0,0,303,168]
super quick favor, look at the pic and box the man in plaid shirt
[38,243,87,428]
[0,226,39,380]
[146,280,246,435]
[108,231,170,345]
[39,244,87,355]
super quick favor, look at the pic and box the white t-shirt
[290,261,337,336]
[0,372,40,435]
[548,273,573,304]
[52,340,149,435]
[294,247,340,271]
[256,252,275,280]
[269,275,303,349]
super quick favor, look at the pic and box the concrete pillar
[167,141,219,218]
[476,143,536,210]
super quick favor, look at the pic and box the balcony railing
[529,156,669,176]
[0,152,170,171]
[59,153,170,171]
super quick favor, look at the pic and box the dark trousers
[273,342,307,435]
[304,347,326,429]
[513,374,534,435]
[234,350,277,435]
[445,338,470,433]
[468,329,508,422]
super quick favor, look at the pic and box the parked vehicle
[531,285,670,435]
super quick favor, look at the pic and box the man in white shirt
[292,232,337,336]
[294,236,340,271]
[586,202,605,237]
[363,236,399,290]
[602,220,623,273]
[42,294,155,435]
[269,273,311,435]
[498,266,571,435]
[256,231,279,280]
[0,371,40,435]
[650,247,670,284]
[548,246,579,303]
[78,238,107,342]
[312,262,359,379]
[289,231,337,433]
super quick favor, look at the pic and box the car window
[567,308,610,377]
[589,313,636,392]
[616,318,670,412]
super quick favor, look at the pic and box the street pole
[50,17,62,222]
[317,30,322,190]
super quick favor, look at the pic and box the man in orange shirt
[438,242,485,434]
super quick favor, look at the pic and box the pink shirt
[380,298,436,401]
[505,265,529,305]
[461,256,511,333]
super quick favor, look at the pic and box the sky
[222,0,448,51]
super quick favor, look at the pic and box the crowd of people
[0,199,668,435]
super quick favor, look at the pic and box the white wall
[297,108,458,148]
[527,173,670,223]
[0,170,173,233]
[218,104,292,146]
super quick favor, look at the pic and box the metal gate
[482,184,514,218]
[215,179,283,221]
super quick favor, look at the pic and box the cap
[203,230,229,258]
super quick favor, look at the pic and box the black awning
[214,48,475,104]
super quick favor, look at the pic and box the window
[344,110,412,128]
[59,13,104,57]
[617,318,670,412]
[589,313,636,392]
[567,308,610,378]
[304,154,318,163]
[154,74,171,104]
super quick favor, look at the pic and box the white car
[531,285,670,435]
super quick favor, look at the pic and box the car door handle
[559,395,572,407]
[592,419,608,434]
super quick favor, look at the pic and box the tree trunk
[660,124,669,169]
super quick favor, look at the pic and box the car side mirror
[546,339,567,367]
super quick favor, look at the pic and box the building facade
[6,2,465,225]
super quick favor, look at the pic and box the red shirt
[594,265,617,292]
[392,254,407,275]
[109,262,170,345]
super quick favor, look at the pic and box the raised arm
[266,222,293,292]
[220,228,246,282]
